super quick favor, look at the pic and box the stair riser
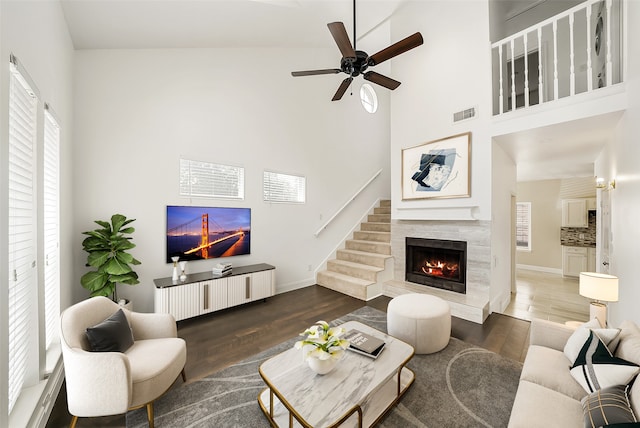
[337,250,386,268]
[360,222,391,232]
[317,273,367,300]
[327,261,378,281]
[373,207,391,215]
[353,231,390,243]
[379,200,391,207]
[367,214,390,223]
[346,240,391,255]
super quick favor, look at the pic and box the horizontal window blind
[180,159,244,199]
[516,202,531,251]
[8,60,38,413]
[263,171,306,204]
[43,108,60,350]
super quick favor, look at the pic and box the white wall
[491,142,517,312]
[0,1,74,424]
[390,0,493,222]
[595,0,640,326]
[73,47,391,313]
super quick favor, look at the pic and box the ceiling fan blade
[368,32,423,66]
[332,77,353,101]
[327,22,356,60]
[291,69,342,77]
[364,71,401,90]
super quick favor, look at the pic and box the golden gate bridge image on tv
[166,210,251,262]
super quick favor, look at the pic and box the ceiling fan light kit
[291,0,423,101]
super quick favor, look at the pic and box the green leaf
[116,252,134,264]
[114,239,135,251]
[111,214,128,233]
[81,271,108,292]
[120,227,135,235]
[104,257,132,275]
[94,220,112,232]
[90,282,115,297]
[111,272,140,285]
[87,251,111,268]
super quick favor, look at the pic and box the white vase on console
[171,256,179,281]
[179,261,187,281]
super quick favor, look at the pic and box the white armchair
[60,296,187,428]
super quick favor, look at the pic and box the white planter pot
[307,357,339,375]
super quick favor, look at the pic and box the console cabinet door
[251,270,274,301]
[201,279,228,314]
[167,282,202,321]
[228,274,252,306]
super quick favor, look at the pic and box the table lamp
[579,272,619,327]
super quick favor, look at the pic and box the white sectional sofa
[508,318,640,428]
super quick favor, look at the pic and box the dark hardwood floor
[47,285,529,427]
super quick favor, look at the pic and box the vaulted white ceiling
[60,0,406,50]
[59,0,619,182]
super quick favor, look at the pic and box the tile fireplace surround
[385,219,491,323]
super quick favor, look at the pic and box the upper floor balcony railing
[492,0,623,116]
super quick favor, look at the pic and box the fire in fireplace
[405,237,467,294]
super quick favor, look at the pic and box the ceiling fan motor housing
[341,50,369,77]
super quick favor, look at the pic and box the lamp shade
[579,272,619,302]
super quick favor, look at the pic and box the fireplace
[405,237,467,294]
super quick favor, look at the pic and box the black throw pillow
[85,308,134,352]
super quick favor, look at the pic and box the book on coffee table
[344,329,386,359]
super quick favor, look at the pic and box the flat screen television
[166,205,251,263]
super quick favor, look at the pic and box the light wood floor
[502,269,591,324]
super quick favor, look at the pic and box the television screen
[166,206,251,263]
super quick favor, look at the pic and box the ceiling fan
[291,0,423,101]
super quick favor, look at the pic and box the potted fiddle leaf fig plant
[81,213,141,303]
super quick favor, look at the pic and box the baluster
[586,5,593,91]
[510,39,516,111]
[537,27,544,103]
[606,0,612,86]
[553,20,559,100]
[498,45,504,114]
[524,33,529,107]
[569,12,575,96]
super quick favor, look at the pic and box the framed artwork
[401,132,471,200]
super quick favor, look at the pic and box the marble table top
[258,321,415,427]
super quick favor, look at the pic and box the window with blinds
[516,202,532,251]
[263,171,306,204]
[8,59,38,413]
[43,108,60,350]
[180,159,244,199]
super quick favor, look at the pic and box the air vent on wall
[453,107,477,123]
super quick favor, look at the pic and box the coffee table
[258,321,415,427]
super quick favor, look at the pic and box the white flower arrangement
[294,320,350,361]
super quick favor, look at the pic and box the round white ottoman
[387,293,451,354]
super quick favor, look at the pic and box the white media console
[153,263,275,321]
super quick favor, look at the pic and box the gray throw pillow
[85,308,134,352]
[582,384,638,428]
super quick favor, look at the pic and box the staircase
[316,200,393,301]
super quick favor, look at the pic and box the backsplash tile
[561,211,596,247]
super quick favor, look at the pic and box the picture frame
[401,132,471,200]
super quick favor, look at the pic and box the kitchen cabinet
[562,199,588,227]
[562,246,588,277]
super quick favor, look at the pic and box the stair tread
[317,270,373,286]
[338,248,391,259]
[347,239,391,246]
[328,259,383,272]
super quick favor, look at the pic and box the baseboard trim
[516,264,563,275]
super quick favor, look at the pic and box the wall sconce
[595,177,616,190]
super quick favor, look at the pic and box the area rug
[127,307,522,428]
